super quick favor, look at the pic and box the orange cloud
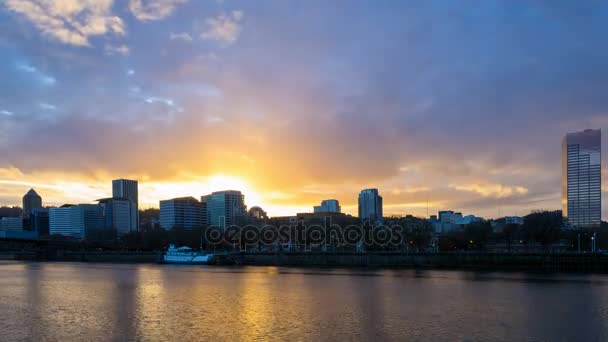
[449,183,529,199]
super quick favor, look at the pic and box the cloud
[144,96,174,106]
[39,102,57,110]
[169,32,192,42]
[16,62,36,72]
[41,75,56,85]
[449,183,529,199]
[1,110,14,116]
[15,61,56,85]
[4,0,125,46]
[129,0,189,21]
[201,11,244,45]
[105,44,130,55]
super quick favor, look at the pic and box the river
[1,261,607,341]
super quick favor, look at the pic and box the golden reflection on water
[135,265,171,340]
[236,267,277,341]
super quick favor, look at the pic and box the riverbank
[2,250,608,272]
[234,251,608,272]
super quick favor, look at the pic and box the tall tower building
[112,179,139,232]
[358,189,383,224]
[562,129,602,228]
[202,190,247,227]
[22,188,42,218]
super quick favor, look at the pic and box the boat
[163,244,216,264]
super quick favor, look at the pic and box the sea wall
[232,252,608,272]
[3,249,608,272]
[55,251,161,263]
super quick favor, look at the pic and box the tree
[521,211,562,246]
[464,221,493,250]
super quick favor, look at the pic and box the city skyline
[1,1,608,219]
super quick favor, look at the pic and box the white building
[160,197,207,230]
[49,204,104,239]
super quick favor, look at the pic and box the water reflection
[237,267,277,341]
[135,265,169,340]
[1,262,608,341]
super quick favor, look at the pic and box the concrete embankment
[55,251,161,263]
[0,251,37,261]
[3,250,608,272]
[232,252,608,272]
[0,250,161,263]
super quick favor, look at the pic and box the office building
[160,197,207,229]
[49,204,104,239]
[314,199,341,213]
[358,189,383,224]
[31,208,49,235]
[431,210,485,233]
[22,188,42,218]
[98,198,133,235]
[562,129,602,227]
[112,179,139,232]
[0,217,23,231]
[202,190,247,227]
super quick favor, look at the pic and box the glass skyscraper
[358,188,383,224]
[562,129,602,228]
[202,190,247,227]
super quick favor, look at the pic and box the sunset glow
[0,1,607,219]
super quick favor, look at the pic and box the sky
[0,0,607,219]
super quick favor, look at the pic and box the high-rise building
[358,189,383,224]
[98,198,133,235]
[49,204,104,239]
[22,188,42,218]
[112,179,139,232]
[202,190,247,227]
[31,208,49,236]
[314,199,341,213]
[160,197,207,230]
[562,129,602,228]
